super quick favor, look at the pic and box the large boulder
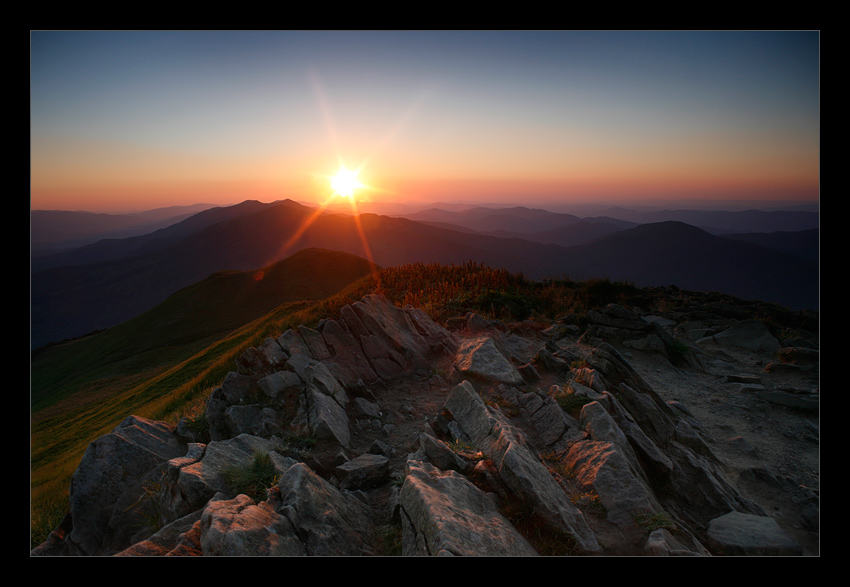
[398,459,539,556]
[320,318,379,386]
[696,319,782,353]
[564,439,664,530]
[199,493,305,556]
[336,453,390,490]
[705,511,802,556]
[303,385,351,448]
[205,371,260,441]
[350,294,431,362]
[115,509,204,556]
[454,336,525,385]
[65,416,188,556]
[274,462,377,556]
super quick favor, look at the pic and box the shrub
[634,511,678,532]
[554,392,593,418]
[223,450,280,502]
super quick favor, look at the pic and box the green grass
[30,250,379,548]
[223,451,281,503]
[27,257,691,549]
[634,511,678,533]
[553,389,594,418]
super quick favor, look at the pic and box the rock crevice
[33,294,818,556]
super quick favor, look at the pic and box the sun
[330,167,361,198]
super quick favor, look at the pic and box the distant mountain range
[30,199,819,349]
[30,203,221,254]
[591,206,820,235]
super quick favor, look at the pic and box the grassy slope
[30,248,378,545]
[31,255,813,548]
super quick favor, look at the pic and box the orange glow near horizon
[268,163,383,293]
[30,32,820,214]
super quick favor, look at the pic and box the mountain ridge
[31,200,819,349]
[31,247,378,412]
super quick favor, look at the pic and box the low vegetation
[223,451,280,503]
[28,257,657,548]
[634,511,678,533]
[554,391,593,418]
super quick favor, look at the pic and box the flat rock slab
[399,459,539,556]
[706,511,802,556]
[454,336,524,385]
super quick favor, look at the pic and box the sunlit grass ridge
[28,260,669,549]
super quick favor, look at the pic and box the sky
[30,30,820,214]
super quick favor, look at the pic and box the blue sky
[31,30,820,212]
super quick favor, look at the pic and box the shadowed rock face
[34,293,817,557]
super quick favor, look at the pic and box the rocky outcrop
[33,292,817,556]
[61,416,188,556]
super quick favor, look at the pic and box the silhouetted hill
[725,229,819,265]
[401,205,584,234]
[32,201,564,348]
[31,200,288,272]
[31,248,378,409]
[133,247,378,346]
[31,205,819,349]
[593,207,819,235]
[556,221,819,311]
[31,204,218,254]
[489,219,626,247]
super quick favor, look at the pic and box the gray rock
[174,434,295,517]
[454,336,525,385]
[351,396,382,420]
[200,494,304,556]
[466,312,490,334]
[224,405,282,439]
[304,385,351,448]
[65,416,187,556]
[399,459,538,556]
[298,324,331,360]
[406,305,459,353]
[218,371,256,405]
[442,381,602,554]
[276,328,313,358]
[115,508,204,556]
[321,318,379,386]
[706,511,802,556]
[257,370,301,401]
[754,388,819,413]
[418,432,471,474]
[697,320,781,353]
[516,390,579,449]
[236,337,288,374]
[351,294,431,361]
[644,528,707,556]
[336,453,390,490]
[275,462,377,555]
[579,400,649,485]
